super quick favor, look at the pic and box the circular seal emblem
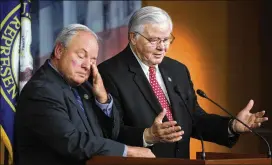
[1,4,21,106]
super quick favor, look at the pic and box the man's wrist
[143,128,154,147]
[144,128,156,144]
[228,119,240,135]
[97,94,110,104]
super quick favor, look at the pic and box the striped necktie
[71,88,86,114]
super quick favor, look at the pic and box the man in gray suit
[14,24,154,165]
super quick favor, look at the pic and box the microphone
[196,89,272,158]
[174,86,206,160]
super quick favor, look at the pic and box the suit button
[176,149,180,152]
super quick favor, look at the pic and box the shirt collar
[48,59,73,89]
[48,59,60,74]
[129,44,159,73]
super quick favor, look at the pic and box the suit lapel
[159,66,183,125]
[133,72,163,116]
[64,88,94,134]
[125,46,163,116]
[77,86,103,136]
[43,60,100,135]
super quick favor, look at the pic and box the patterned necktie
[149,67,173,121]
[71,88,86,115]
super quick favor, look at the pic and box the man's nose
[82,59,91,70]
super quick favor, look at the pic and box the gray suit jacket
[14,60,124,165]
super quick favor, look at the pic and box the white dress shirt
[130,45,170,103]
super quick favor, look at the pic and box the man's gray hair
[54,23,99,48]
[128,6,173,33]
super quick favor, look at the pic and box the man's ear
[54,43,65,59]
[129,32,137,45]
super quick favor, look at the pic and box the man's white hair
[54,23,99,47]
[128,6,173,33]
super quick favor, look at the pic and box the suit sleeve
[93,100,120,141]
[98,69,145,147]
[22,85,125,161]
[183,66,239,147]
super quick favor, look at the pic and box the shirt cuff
[228,119,239,137]
[228,127,235,137]
[143,130,154,147]
[123,145,128,157]
[95,94,113,117]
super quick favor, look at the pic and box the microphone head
[196,89,207,98]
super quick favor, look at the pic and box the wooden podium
[86,153,271,165]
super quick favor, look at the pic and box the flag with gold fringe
[0,0,33,164]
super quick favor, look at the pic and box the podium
[86,153,271,165]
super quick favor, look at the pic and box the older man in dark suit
[98,6,268,158]
[14,24,155,165]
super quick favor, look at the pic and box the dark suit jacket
[98,45,238,158]
[14,60,124,165]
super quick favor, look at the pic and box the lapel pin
[84,94,89,100]
[168,77,172,82]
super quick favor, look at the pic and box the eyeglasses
[134,32,175,46]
